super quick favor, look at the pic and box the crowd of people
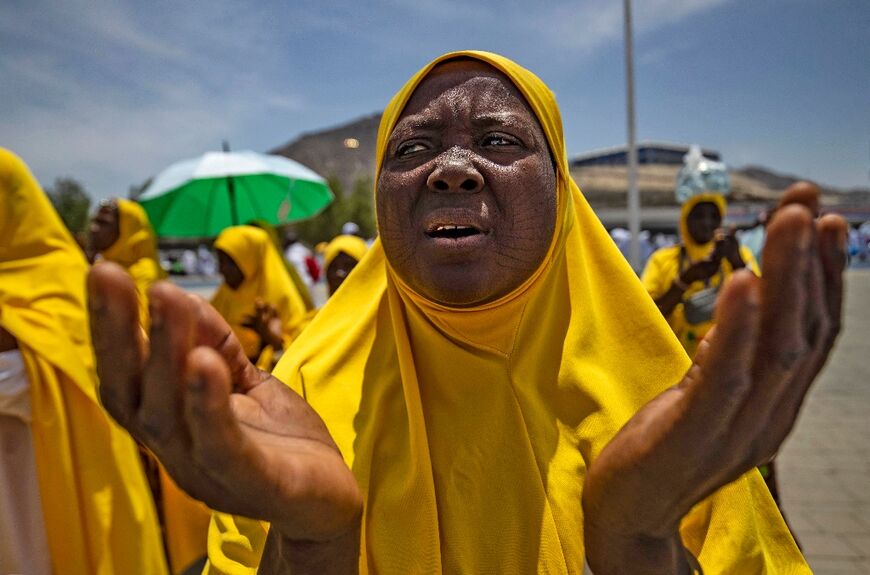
[1,50,851,574]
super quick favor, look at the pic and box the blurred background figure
[323,234,368,296]
[248,220,315,311]
[88,198,165,329]
[642,192,757,356]
[212,226,309,370]
[0,148,167,574]
[282,229,318,291]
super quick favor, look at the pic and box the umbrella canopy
[138,151,333,238]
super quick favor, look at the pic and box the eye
[396,141,429,157]
[481,133,521,147]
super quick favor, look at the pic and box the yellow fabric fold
[642,193,759,356]
[211,226,308,361]
[0,147,168,574]
[99,198,165,329]
[211,52,807,573]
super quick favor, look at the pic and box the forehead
[395,60,537,129]
[688,201,721,217]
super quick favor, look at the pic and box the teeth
[435,225,470,231]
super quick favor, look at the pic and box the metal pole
[223,140,238,225]
[624,0,641,271]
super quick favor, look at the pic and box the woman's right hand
[88,263,362,549]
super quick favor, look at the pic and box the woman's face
[377,60,557,307]
[89,202,120,252]
[217,249,245,289]
[686,201,722,245]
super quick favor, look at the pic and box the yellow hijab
[211,52,805,574]
[323,234,368,271]
[211,226,308,360]
[99,198,165,327]
[679,193,728,262]
[0,148,167,574]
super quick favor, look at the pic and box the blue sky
[2,0,868,201]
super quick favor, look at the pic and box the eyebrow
[469,112,528,130]
[391,116,447,136]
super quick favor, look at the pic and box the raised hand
[88,264,361,570]
[583,185,847,574]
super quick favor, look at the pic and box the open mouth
[426,224,483,240]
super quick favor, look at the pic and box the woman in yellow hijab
[323,234,368,296]
[89,197,165,328]
[0,148,167,574]
[211,225,309,369]
[89,52,847,574]
[642,193,759,357]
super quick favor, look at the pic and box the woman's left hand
[583,184,847,574]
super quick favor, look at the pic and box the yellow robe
[0,148,168,574]
[642,193,760,357]
[211,226,309,365]
[207,52,808,574]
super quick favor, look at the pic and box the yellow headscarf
[99,198,165,328]
[0,148,167,574]
[209,52,805,574]
[323,234,368,272]
[211,226,308,361]
[642,193,759,356]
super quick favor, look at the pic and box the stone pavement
[777,269,870,573]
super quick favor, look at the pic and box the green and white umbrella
[138,150,333,238]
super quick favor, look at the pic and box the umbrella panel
[141,174,333,238]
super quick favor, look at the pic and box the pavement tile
[806,510,870,534]
[843,534,870,556]
[800,533,861,558]
[804,556,864,574]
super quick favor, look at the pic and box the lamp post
[624,0,641,271]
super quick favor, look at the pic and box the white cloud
[532,0,732,56]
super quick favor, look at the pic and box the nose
[426,147,484,193]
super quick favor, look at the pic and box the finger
[770,214,849,429]
[88,262,144,428]
[184,346,247,470]
[691,271,761,416]
[817,214,848,348]
[778,181,820,217]
[753,204,815,377]
[189,295,264,393]
[731,206,815,463]
[139,281,196,447]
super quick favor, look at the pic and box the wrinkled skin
[89,58,847,575]
[377,60,556,306]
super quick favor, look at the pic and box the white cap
[341,221,360,236]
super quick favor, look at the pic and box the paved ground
[777,268,870,573]
[176,270,870,571]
